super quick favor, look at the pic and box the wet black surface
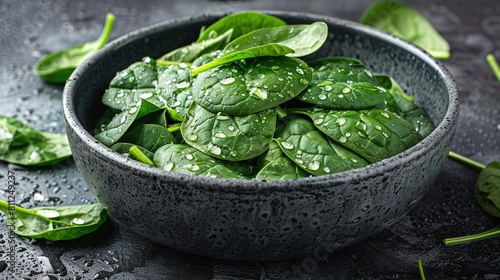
[0,0,499,279]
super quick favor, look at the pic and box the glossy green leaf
[291,108,423,163]
[34,13,115,84]
[193,56,311,116]
[191,44,295,75]
[181,103,276,161]
[191,22,328,75]
[0,200,107,241]
[94,100,162,147]
[156,63,195,117]
[159,29,233,63]
[255,140,310,180]
[223,22,328,57]
[119,124,177,153]
[297,57,386,109]
[474,161,500,217]
[376,74,435,137]
[196,11,286,43]
[153,144,249,179]
[0,116,71,166]
[275,117,369,176]
[359,0,450,59]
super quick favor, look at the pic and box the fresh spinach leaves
[34,13,115,84]
[93,11,433,181]
[0,199,107,241]
[0,116,71,166]
[359,0,450,59]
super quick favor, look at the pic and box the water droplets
[119,115,127,124]
[72,218,85,225]
[308,161,320,171]
[220,77,235,85]
[281,141,294,150]
[215,112,230,120]
[214,131,227,138]
[176,81,190,89]
[187,133,198,141]
[336,117,347,126]
[164,162,174,171]
[342,87,351,94]
[139,91,153,99]
[36,209,60,218]
[208,144,222,155]
[380,111,390,119]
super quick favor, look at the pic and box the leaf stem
[417,259,426,280]
[96,13,115,49]
[442,224,500,245]
[129,146,155,166]
[448,151,486,171]
[486,54,500,82]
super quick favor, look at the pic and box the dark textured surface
[0,0,499,279]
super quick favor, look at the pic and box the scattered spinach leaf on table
[443,152,500,245]
[0,115,71,166]
[359,0,450,59]
[34,13,115,84]
[0,199,107,241]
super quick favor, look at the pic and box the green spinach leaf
[159,29,233,63]
[191,22,328,75]
[34,13,115,84]
[94,100,162,147]
[289,108,423,163]
[196,11,286,43]
[193,56,311,116]
[359,0,450,59]
[181,103,276,161]
[444,153,500,245]
[297,57,386,109]
[376,74,435,137]
[275,117,369,176]
[153,144,249,179]
[0,116,71,166]
[474,161,500,217]
[119,124,177,153]
[0,200,107,241]
[255,140,310,180]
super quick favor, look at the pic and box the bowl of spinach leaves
[62,11,459,261]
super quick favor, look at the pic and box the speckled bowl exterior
[63,11,459,261]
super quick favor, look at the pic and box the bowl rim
[63,10,459,192]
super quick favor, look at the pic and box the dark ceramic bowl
[63,11,459,261]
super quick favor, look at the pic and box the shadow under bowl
[63,11,459,261]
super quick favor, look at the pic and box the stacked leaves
[94,12,435,180]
